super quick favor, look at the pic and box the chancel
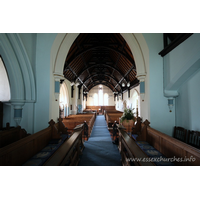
[0,33,200,166]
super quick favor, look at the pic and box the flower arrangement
[120,107,135,123]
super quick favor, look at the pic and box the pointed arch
[52,33,148,80]
[0,33,36,102]
[51,33,150,120]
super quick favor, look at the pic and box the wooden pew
[0,120,64,166]
[101,106,116,115]
[104,109,118,118]
[63,113,95,139]
[173,126,188,143]
[117,125,155,166]
[85,106,101,114]
[133,120,200,166]
[187,130,200,149]
[105,111,123,129]
[43,124,84,166]
[0,126,30,148]
[62,120,91,140]
[85,106,116,115]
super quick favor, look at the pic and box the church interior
[1,2,200,199]
[1,33,200,167]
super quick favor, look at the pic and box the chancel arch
[51,33,150,120]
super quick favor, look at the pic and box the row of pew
[84,106,116,115]
[0,113,96,166]
[62,113,96,140]
[104,110,123,130]
[103,109,200,166]
[118,117,200,166]
[173,126,200,149]
[0,124,30,148]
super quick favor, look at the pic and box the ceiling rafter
[82,73,122,90]
[66,65,89,90]
[85,81,120,93]
[114,64,135,91]
[75,39,93,84]
[75,64,124,79]
[65,45,136,69]
[109,39,127,84]
[64,34,138,93]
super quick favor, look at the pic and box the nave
[79,115,121,166]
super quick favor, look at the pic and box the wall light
[168,98,174,112]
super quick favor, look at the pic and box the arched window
[98,85,103,105]
[59,83,69,117]
[104,93,108,105]
[0,57,10,101]
[94,93,98,106]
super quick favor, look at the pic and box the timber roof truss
[64,33,139,94]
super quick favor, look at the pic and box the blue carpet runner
[79,115,122,166]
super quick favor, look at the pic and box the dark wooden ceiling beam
[85,81,119,93]
[75,39,93,85]
[109,40,127,84]
[114,64,135,91]
[75,64,123,79]
[65,45,136,69]
[159,33,193,57]
[67,65,89,91]
[82,73,122,90]
[64,33,137,93]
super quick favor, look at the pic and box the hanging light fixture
[122,82,125,87]
[127,82,130,87]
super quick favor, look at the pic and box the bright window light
[0,57,10,101]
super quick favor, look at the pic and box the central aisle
[79,115,122,166]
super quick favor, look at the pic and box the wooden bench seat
[24,124,84,166]
[0,126,30,148]
[62,120,91,140]
[63,113,95,139]
[105,112,123,128]
[117,125,155,166]
[23,134,69,166]
[85,106,116,115]
[187,130,200,149]
[130,119,200,166]
[0,120,71,166]
[43,125,84,166]
[173,126,188,143]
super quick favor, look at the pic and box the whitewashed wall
[86,85,115,106]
